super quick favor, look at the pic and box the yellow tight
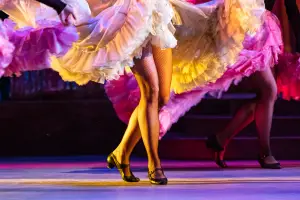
[112,46,172,178]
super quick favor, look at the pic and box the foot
[206,135,228,168]
[107,151,140,182]
[214,151,228,168]
[112,149,132,177]
[148,168,168,185]
[258,155,281,169]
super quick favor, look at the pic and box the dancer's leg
[131,46,164,178]
[113,108,140,176]
[215,102,256,161]
[252,68,277,160]
[216,102,256,147]
[152,46,173,106]
[113,47,173,175]
[212,68,277,164]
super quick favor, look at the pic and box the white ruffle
[169,0,264,93]
[51,0,177,85]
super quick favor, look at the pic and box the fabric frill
[1,19,78,77]
[0,20,14,77]
[105,10,283,138]
[51,0,177,85]
[169,0,265,93]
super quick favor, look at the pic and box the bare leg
[253,68,277,158]
[217,102,256,147]
[215,102,256,160]
[211,68,278,165]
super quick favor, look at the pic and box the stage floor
[0,157,300,200]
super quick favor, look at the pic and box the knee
[143,84,160,104]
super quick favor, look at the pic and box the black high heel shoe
[148,168,168,185]
[215,152,228,168]
[258,155,281,169]
[107,153,140,182]
[206,135,228,168]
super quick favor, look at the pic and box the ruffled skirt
[1,0,177,84]
[105,8,283,138]
[0,0,79,78]
[170,0,265,93]
[51,0,178,85]
[1,19,78,77]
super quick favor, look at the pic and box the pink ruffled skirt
[0,19,78,78]
[105,11,283,138]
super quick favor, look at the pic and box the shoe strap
[149,168,164,176]
[111,153,130,169]
[260,154,273,160]
[119,163,130,169]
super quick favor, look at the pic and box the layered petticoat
[105,10,283,138]
[1,0,178,85]
[0,0,79,78]
[1,19,78,77]
[0,20,14,77]
[50,0,178,85]
[169,0,264,93]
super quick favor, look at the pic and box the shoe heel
[148,168,168,185]
[258,155,281,169]
[107,156,116,169]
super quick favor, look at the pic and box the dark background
[0,9,299,160]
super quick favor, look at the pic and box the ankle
[113,148,130,162]
[259,149,272,157]
[148,167,166,180]
[215,134,226,147]
[148,159,161,171]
